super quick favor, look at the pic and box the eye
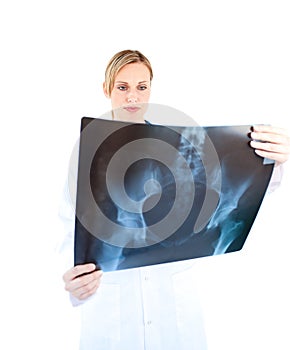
[117,85,128,91]
[138,85,148,91]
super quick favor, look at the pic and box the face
[104,62,151,123]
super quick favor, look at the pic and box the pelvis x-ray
[74,117,274,272]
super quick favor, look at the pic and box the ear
[103,82,110,98]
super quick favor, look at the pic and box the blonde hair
[104,49,153,97]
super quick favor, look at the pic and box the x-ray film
[74,117,274,272]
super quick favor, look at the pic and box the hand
[63,263,103,301]
[250,125,290,164]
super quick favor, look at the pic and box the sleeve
[58,178,94,307]
[56,178,75,270]
[56,140,87,306]
[56,139,79,262]
[266,162,284,193]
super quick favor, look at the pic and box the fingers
[63,263,97,283]
[75,275,102,300]
[69,269,103,300]
[250,145,289,163]
[252,124,289,136]
[250,139,289,156]
[63,264,103,301]
[250,125,290,164]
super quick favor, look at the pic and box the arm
[58,178,103,304]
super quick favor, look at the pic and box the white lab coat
[58,140,285,349]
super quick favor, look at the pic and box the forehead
[115,62,151,82]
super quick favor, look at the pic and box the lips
[124,106,140,113]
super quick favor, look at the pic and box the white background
[0,1,289,349]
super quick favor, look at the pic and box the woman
[61,49,290,349]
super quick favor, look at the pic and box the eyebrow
[115,80,150,84]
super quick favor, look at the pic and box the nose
[127,94,137,103]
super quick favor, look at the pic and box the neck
[111,111,145,124]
